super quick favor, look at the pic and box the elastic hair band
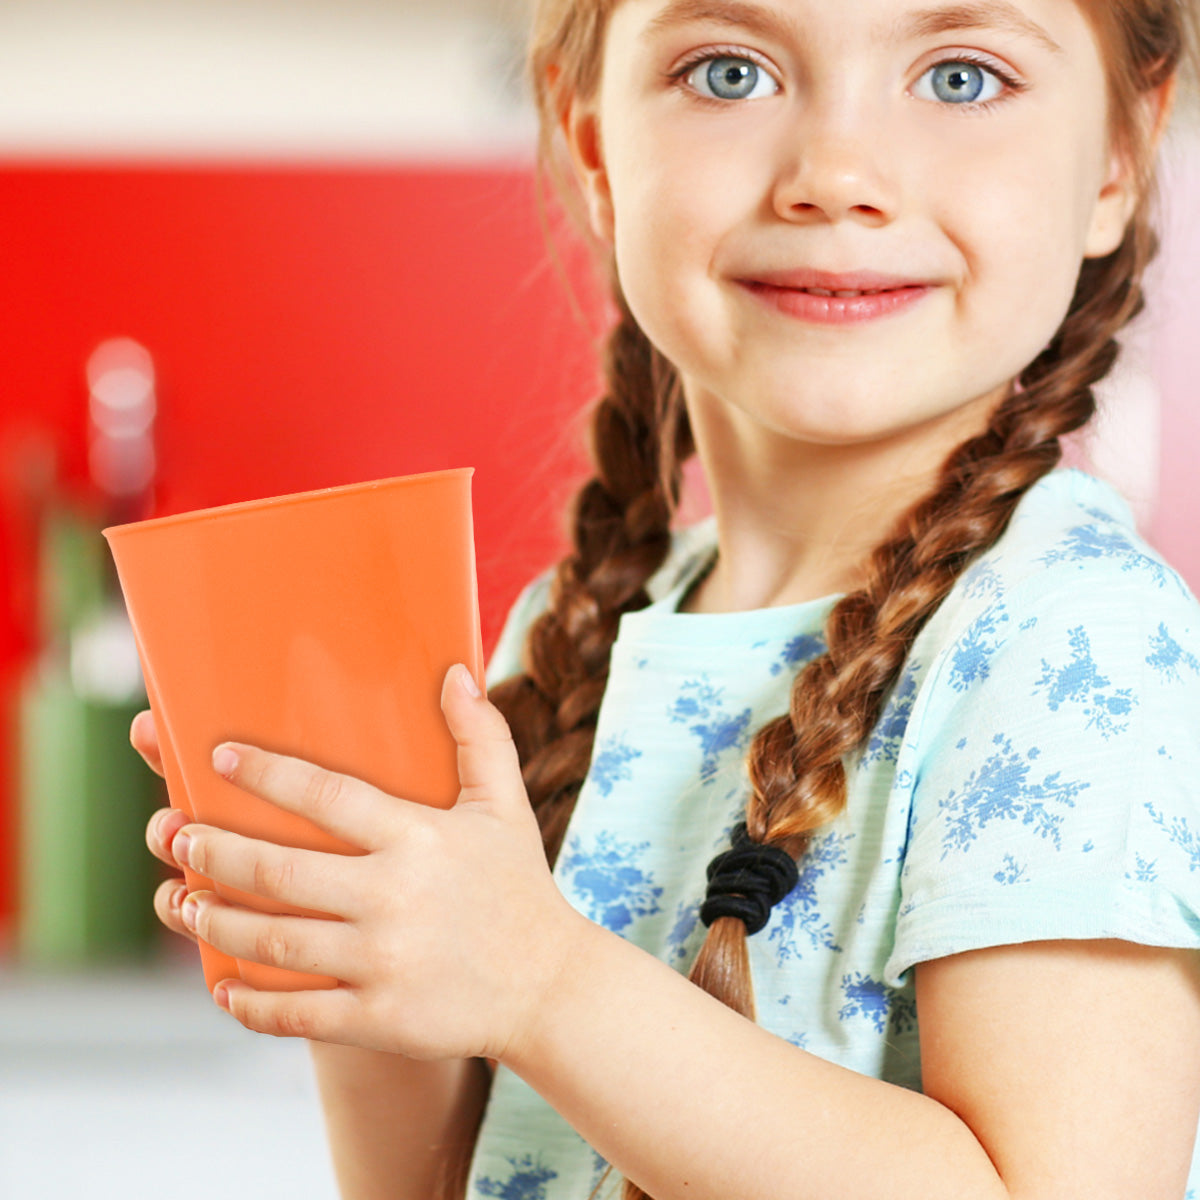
[700,821,800,937]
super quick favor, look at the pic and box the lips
[739,275,934,325]
[740,269,933,294]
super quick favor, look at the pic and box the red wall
[4,155,1196,932]
[0,162,605,925]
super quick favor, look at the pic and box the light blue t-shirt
[468,468,1200,1200]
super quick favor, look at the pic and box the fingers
[146,806,189,867]
[213,744,386,851]
[153,876,198,944]
[212,977,361,1042]
[440,664,527,813]
[173,823,358,916]
[130,710,165,777]
[182,891,358,984]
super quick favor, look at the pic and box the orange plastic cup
[103,468,484,994]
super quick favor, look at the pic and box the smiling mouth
[739,280,934,325]
[796,287,901,297]
[739,270,935,295]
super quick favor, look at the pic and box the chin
[758,402,907,447]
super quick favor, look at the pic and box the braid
[490,293,693,866]
[616,226,1158,1200]
[689,223,1154,995]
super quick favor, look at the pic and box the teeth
[804,288,885,297]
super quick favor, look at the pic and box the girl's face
[565,0,1138,455]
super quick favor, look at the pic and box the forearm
[502,915,1009,1200]
[308,1042,490,1200]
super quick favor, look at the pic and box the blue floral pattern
[1147,623,1200,683]
[589,734,643,797]
[1145,804,1200,873]
[937,734,1089,858]
[948,604,1009,692]
[770,633,826,676]
[839,973,918,1035]
[664,900,702,966]
[476,1156,558,1199]
[1039,517,1172,589]
[1033,626,1136,739]
[559,831,664,933]
[769,831,852,962]
[470,471,1200,1199]
[861,668,920,766]
[667,677,753,782]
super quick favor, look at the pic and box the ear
[560,93,615,245]
[1084,73,1177,258]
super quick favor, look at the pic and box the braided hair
[490,291,693,866]
[478,2,1198,1198]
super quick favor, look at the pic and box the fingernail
[181,895,199,932]
[213,984,231,1011]
[457,664,482,699]
[213,745,239,776]
[173,831,191,867]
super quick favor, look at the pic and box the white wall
[0,0,535,160]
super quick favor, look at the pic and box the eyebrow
[892,2,1065,57]
[645,0,1065,58]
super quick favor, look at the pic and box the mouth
[737,277,935,325]
[739,269,936,295]
[784,286,913,298]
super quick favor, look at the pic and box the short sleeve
[886,562,1200,986]
[484,570,554,691]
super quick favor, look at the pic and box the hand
[135,710,196,945]
[167,665,585,1064]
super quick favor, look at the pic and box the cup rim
[102,466,474,542]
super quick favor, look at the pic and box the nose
[770,106,898,226]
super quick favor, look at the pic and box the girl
[137,1,1200,1197]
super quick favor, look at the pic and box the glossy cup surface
[105,468,484,993]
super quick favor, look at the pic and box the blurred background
[0,2,1196,1197]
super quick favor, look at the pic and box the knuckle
[252,853,294,900]
[302,768,346,820]
[225,993,257,1033]
[477,719,521,769]
[246,750,276,794]
[273,1003,317,1040]
[254,924,291,968]
[477,703,515,744]
[402,816,440,862]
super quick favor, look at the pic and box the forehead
[613,0,1093,57]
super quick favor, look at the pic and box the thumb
[441,664,529,814]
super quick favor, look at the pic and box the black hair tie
[700,822,800,937]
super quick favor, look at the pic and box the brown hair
[486,3,1200,1197]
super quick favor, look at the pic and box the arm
[505,917,1200,1200]
[136,711,490,1200]
[308,1045,489,1200]
[164,677,1200,1200]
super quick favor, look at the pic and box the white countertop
[0,953,339,1200]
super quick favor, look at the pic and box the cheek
[948,146,1096,371]
[609,169,719,355]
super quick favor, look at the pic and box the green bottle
[17,339,164,965]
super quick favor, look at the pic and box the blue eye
[915,59,1008,106]
[688,56,780,101]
